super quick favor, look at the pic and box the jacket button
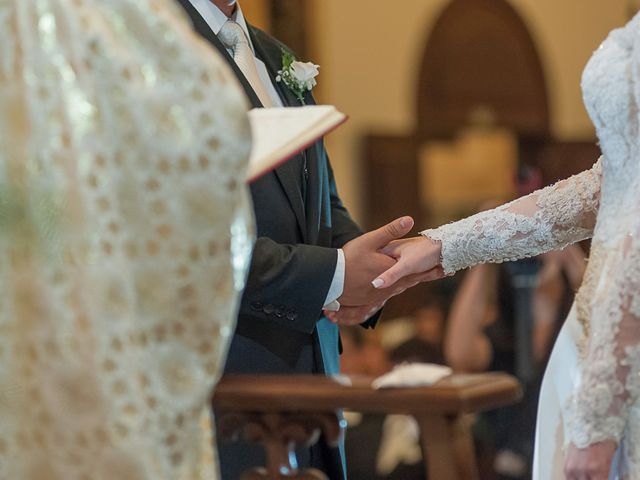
[286,310,297,321]
[251,302,263,312]
[263,304,275,315]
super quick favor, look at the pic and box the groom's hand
[324,301,386,327]
[338,216,414,307]
[327,265,443,326]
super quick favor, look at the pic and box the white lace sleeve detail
[421,158,603,275]
[566,198,640,448]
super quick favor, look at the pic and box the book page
[247,106,347,182]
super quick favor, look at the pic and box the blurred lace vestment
[0,1,253,479]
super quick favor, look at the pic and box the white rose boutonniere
[276,50,319,105]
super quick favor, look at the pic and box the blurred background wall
[243,0,630,222]
[312,0,629,223]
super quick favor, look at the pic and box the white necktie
[218,20,274,107]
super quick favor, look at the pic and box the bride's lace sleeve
[566,197,640,448]
[421,158,603,274]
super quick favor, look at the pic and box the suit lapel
[303,145,323,245]
[174,2,309,239]
[247,26,303,108]
[248,26,322,243]
[247,25,309,238]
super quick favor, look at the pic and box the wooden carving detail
[218,411,341,480]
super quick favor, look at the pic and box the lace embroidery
[567,230,640,448]
[421,158,602,275]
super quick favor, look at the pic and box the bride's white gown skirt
[533,305,640,479]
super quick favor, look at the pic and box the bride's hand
[372,236,444,289]
[564,441,617,480]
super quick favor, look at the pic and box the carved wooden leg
[416,414,479,480]
[218,411,341,480]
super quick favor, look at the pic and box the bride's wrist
[419,232,443,268]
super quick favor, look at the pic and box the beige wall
[308,0,630,224]
[240,0,271,31]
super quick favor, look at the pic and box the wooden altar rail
[213,372,522,480]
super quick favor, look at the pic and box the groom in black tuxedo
[176,1,420,478]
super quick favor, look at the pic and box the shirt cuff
[323,249,345,311]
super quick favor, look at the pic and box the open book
[246,105,347,183]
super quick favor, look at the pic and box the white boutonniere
[276,50,319,105]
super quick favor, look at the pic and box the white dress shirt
[185,0,344,311]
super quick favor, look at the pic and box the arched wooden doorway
[416,0,549,137]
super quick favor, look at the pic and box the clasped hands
[325,216,444,326]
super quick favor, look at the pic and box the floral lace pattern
[0,1,252,479]
[567,206,640,450]
[421,158,602,275]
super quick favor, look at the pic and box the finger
[334,304,381,326]
[371,302,385,315]
[395,268,444,289]
[327,308,355,325]
[374,267,444,301]
[347,306,370,325]
[372,258,417,289]
[565,469,588,480]
[417,266,445,283]
[324,311,339,323]
[563,469,579,480]
[380,239,407,258]
[336,312,365,326]
[362,216,414,250]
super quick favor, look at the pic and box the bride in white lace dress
[372,12,640,480]
[0,1,252,479]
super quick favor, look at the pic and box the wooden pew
[214,372,522,480]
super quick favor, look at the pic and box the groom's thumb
[364,216,414,249]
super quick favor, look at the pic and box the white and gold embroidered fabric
[0,1,253,479]
[421,12,640,476]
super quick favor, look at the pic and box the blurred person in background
[445,246,585,373]
[388,299,446,366]
[340,326,390,378]
[444,245,586,479]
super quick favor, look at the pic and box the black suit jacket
[176,0,378,377]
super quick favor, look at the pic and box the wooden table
[214,373,522,480]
